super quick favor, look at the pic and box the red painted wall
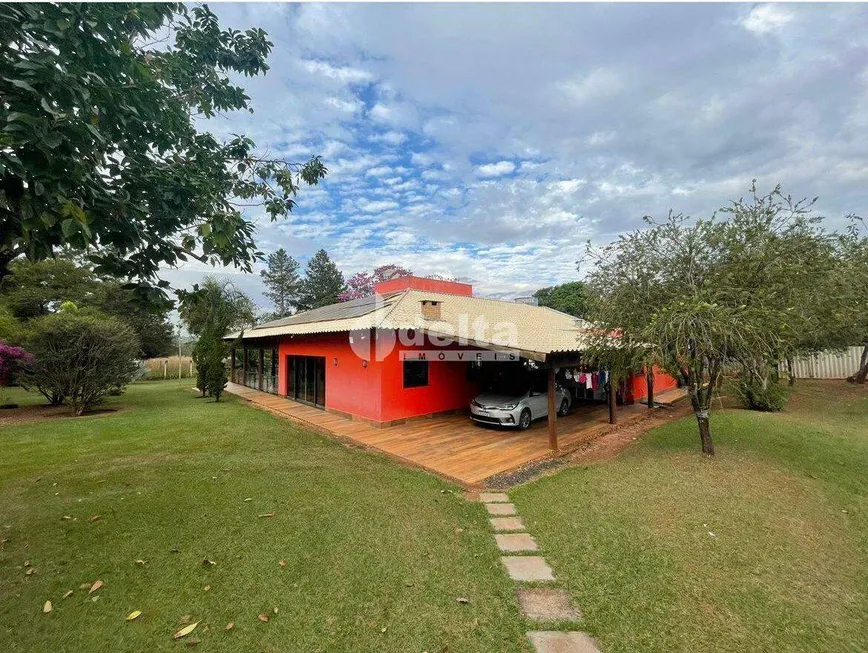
[277,332,384,422]
[379,336,480,422]
[275,330,481,424]
[623,365,679,404]
[373,275,473,297]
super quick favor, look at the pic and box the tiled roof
[232,290,590,360]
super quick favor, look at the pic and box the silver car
[470,385,572,430]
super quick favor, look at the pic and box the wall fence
[779,346,865,380]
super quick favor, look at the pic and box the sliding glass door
[286,355,326,408]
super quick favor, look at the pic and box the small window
[403,359,429,388]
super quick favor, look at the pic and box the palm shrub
[23,311,140,415]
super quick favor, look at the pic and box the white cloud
[369,130,408,146]
[357,198,400,213]
[301,59,374,84]
[325,96,363,113]
[741,5,794,35]
[477,160,516,177]
[558,68,622,105]
[365,166,393,177]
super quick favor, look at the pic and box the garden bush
[23,311,140,415]
[737,378,789,412]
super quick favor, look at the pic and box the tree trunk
[646,368,654,409]
[854,344,868,384]
[786,357,795,386]
[697,412,714,456]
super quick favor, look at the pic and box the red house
[228,276,676,432]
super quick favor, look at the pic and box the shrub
[738,378,789,412]
[193,330,228,401]
[23,312,141,415]
[0,341,33,387]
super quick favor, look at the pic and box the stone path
[479,493,601,653]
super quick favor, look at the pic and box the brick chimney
[420,300,442,321]
[374,275,472,297]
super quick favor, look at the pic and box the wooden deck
[225,382,685,487]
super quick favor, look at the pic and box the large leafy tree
[584,184,846,456]
[0,257,174,357]
[0,3,326,302]
[260,248,301,319]
[533,281,589,318]
[297,250,345,311]
[338,264,412,301]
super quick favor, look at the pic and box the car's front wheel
[518,409,532,430]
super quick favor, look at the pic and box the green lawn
[513,381,868,653]
[0,382,526,652]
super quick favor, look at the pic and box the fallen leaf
[173,622,199,639]
[179,614,193,625]
[135,559,147,566]
[91,596,100,602]
[185,637,201,647]
[243,497,252,502]
[258,613,269,623]
[23,560,31,567]
[225,622,234,631]
[89,579,104,594]
[456,597,470,604]
[202,558,216,567]
[61,515,72,521]
[381,626,388,633]
[25,567,35,576]
[273,607,278,614]
[43,600,52,613]
[126,610,142,621]
[204,585,211,592]
[170,546,179,553]
[257,513,274,518]
[88,515,101,522]
[454,527,464,534]
[279,560,287,567]
[62,590,73,599]
[79,583,90,590]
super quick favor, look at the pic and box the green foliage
[0,257,175,357]
[297,249,345,311]
[260,248,301,319]
[179,277,248,401]
[0,304,24,343]
[737,378,789,412]
[584,183,855,454]
[22,310,140,415]
[533,281,589,318]
[0,3,326,295]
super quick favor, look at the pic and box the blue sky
[161,3,868,308]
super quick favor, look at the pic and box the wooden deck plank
[224,383,684,486]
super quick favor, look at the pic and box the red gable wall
[373,275,473,297]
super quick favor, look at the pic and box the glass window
[403,360,429,388]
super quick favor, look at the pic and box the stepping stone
[501,556,555,582]
[485,502,516,516]
[526,631,601,653]
[516,588,581,621]
[495,533,538,552]
[490,516,526,532]
[479,492,510,503]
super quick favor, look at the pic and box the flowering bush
[0,341,33,386]
[338,264,413,301]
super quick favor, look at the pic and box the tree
[178,277,252,399]
[0,341,32,387]
[533,281,589,318]
[297,250,345,310]
[584,184,842,456]
[338,264,412,301]
[835,218,868,382]
[22,308,140,415]
[0,4,326,300]
[260,248,301,318]
[0,257,175,357]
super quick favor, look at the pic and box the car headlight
[471,400,481,408]
[502,403,518,410]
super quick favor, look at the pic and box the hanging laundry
[591,373,599,390]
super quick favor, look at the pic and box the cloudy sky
[163,3,868,307]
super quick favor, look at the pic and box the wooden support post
[257,348,264,391]
[230,349,236,384]
[608,372,618,425]
[646,368,655,409]
[241,348,248,387]
[547,365,558,450]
